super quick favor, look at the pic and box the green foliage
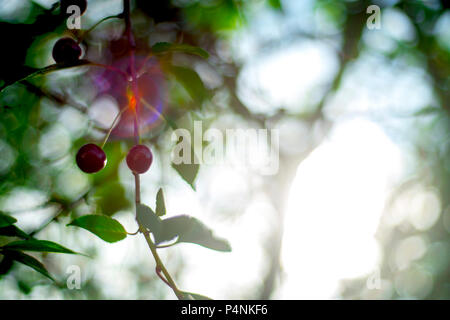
[152,42,209,59]
[184,0,243,31]
[155,188,166,217]
[268,0,282,10]
[156,215,231,252]
[166,65,208,105]
[3,239,79,254]
[0,213,17,228]
[137,202,231,252]
[172,161,199,190]
[136,204,162,234]
[67,215,127,243]
[0,225,30,239]
[2,250,54,281]
[94,182,131,216]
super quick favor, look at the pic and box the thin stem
[101,107,126,149]
[156,242,178,249]
[133,172,141,204]
[77,14,122,44]
[155,266,172,287]
[123,0,183,300]
[88,62,129,79]
[142,230,185,300]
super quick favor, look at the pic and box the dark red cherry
[52,37,82,64]
[126,145,153,174]
[76,144,107,173]
[60,0,87,17]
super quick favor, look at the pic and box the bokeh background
[0,0,449,299]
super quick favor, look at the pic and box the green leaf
[94,182,131,216]
[4,250,54,281]
[0,213,17,228]
[155,215,231,252]
[182,291,213,300]
[268,0,283,10]
[0,225,30,239]
[152,42,209,59]
[167,65,208,103]
[172,162,199,190]
[67,215,127,243]
[413,106,443,117]
[171,127,200,190]
[136,204,162,236]
[3,239,79,255]
[155,188,166,217]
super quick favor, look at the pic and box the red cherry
[126,145,153,174]
[52,37,82,64]
[76,144,107,173]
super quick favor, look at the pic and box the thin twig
[123,0,184,300]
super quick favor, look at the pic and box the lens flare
[91,55,166,139]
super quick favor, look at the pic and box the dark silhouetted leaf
[17,280,33,295]
[152,42,209,59]
[0,256,13,276]
[155,215,231,252]
[0,225,30,239]
[0,60,91,93]
[67,215,127,243]
[4,239,79,255]
[156,188,166,217]
[136,204,162,236]
[5,251,54,281]
[0,213,17,228]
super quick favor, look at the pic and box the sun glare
[277,117,404,299]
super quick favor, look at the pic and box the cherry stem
[123,0,184,300]
[88,62,129,79]
[100,107,126,149]
[77,14,122,44]
[155,266,172,288]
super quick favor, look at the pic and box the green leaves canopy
[3,251,54,281]
[4,239,80,255]
[0,213,17,228]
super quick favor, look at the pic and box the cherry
[52,38,82,64]
[126,145,153,174]
[76,144,107,173]
[60,0,87,17]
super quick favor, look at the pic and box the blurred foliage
[0,0,449,299]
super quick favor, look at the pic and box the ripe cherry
[76,144,107,173]
[60,0,87,17]
[126,145,153,174]
[52,37,82,64]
